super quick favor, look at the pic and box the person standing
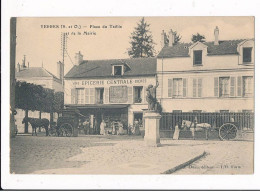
[100,120,106,135]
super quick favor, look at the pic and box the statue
[146,80,160,112]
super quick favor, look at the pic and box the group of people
[100,120,127,135]
[79,118,143,136]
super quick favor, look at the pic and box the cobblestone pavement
[10,134,253,174]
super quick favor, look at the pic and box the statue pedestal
[143,111,161,147]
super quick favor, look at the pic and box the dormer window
[243,47,252,63]
[113,65,123,76]
[193,50,202,66]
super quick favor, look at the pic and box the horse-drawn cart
[180,117,239,141]
[49,108,80,137]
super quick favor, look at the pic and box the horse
[22,117,49,136]
[181,120,211,139]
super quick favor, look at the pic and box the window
[173,78,183,97]
[114,66,123,76]
[134,86,143,103]
[193,78,202,97]
[219,77,230,97]
[169,78,187,98]
[193,50,202,65]
[243,47,252,63]
[243,76,253,97]
[95,88,104,104]
[76,88,84,104]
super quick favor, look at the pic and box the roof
[157,39,246,58]
[16,67,60,80]
[65,57,156,79]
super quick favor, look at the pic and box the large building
[156,27,254,113]
[64,53,156,131]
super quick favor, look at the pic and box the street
[10,134,253,174]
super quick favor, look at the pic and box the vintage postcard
[8,17,255,177]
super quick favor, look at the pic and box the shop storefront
[64,55,156,134]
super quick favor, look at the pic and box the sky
[16,17,254,76]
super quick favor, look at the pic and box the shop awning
[65,104,130,109]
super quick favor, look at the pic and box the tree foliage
[191,33,206,43]
[128,17,156,58]
[15,81,64,113]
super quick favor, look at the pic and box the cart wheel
[219,123,237,141]
[59,123,73,137]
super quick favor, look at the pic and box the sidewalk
[32,138,206,174]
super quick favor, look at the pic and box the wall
[64,76,156,105]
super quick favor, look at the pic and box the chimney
[161,30,165,48]
[57,61,64,80]
[16,63,20,72]
[22,55,26,68]
[168,29,175,46]
[214,26,219,45]
[74,51,83,66]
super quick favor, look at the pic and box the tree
[191,33,206,43]
[128,17,156,58]
[15,81,64,133]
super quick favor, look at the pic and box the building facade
[156,27,254,113]
[64,55,156,131]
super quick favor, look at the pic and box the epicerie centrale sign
[72,78,147,86]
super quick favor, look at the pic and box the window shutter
[71,88,76,104]
[85,88,90,104]
[104,88,109,104]
[183,78,187,97]
[230,77,236,97]
[193,78,197,97]
[90,88,95,104]
[172,79,176,97]
[214,77,219,97]
[198,78,202,97]
[128,87,133,104]
[237,76,242,97]
[168,79,173,97]
[143,87,147,104]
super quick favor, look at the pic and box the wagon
[180,119,239,141]
[49,108,80,137]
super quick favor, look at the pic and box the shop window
[243,47,252,63]
[113,65,123,76]
[219,77,230,97]
[193,50,202,66]
[95,88,104,104]
[76,88,84,104]
[134,86,143,103]
[243,76,253,97]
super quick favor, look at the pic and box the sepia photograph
[8,16,255,176]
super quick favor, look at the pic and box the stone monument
[144,81,161,147]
